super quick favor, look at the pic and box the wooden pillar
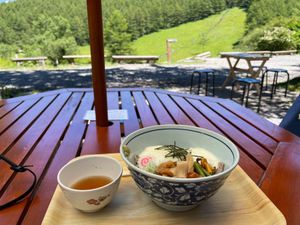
[166,40,171,64]
[166,39,177,64]
[86,0,109,127]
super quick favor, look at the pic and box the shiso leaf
[155,141,190,161]
[122,145,131,157]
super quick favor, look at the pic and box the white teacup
[57,155,122,212]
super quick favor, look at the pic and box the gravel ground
[0,55,299,124]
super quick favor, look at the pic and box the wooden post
[86,0,109,127]
[166,40,171,64]
[166,39,177,64]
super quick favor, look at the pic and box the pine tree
[104,10,132,57]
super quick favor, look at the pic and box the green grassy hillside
[0,8,246,68]
[132,8,246,63]
[0,58,15,69]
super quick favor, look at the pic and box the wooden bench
[194,51,211,59]
[271,50,297,55]
[62,55,91,64]
[245,51,272,56]
[112,55,159,64]
[11,57,47,67]
[178,51,211,63]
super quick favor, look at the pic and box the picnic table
[220,52,270,88]
[0,88,299,225]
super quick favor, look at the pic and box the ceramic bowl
[120,125,239,211]
[57,155,122,212]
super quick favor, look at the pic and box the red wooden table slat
[187,98,272,169]
[0,172,33,225]
[237,148,265,183]
[107,91,124,139]
[220,100,298,142]
[0,101,22,119]
[0,88,299,225]
[0,95,57,154]
[260,142,300,225]
[156,93,194,126]
[171,96,222,133]
[132,91,158,127]
[143,91,174,125]
[120,91,140,136]
[204,101,278,153]
[21,92,95,225]
[0,93,71,189]
[81,91,121,155]
[106,91,122,148]
[0,89,67,105]
[0,92,83,225]
[0,98,40,134]
[150,89,224,103]
[172,95,264,183]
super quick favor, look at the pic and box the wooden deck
[0,88,299,224]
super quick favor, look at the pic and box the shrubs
[239,17,300,51]
[257,27,295,51]
[0,44,17,58]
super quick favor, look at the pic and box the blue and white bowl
[120,125,239,211]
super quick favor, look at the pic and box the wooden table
[0,88,299,225]
[220,52,270,88]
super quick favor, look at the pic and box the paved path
[0,55,299,124]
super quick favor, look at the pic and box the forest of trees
[0,0,299,64]
[0,0,250,63]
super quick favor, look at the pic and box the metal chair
[231,77,263,113]
[262,68,290,98]
[190,69,216,96]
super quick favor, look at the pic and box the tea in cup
[57,155,122,212]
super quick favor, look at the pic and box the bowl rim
[120,124,240,182]
[57,155,123,192]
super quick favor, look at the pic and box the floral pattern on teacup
[87,194,110,205]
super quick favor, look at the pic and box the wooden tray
[42,154,286,225]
